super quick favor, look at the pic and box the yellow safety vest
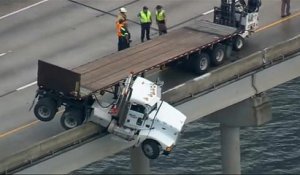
[139,10,151,23]
[156,10,165,21]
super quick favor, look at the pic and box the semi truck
[33,63,187,159]
[30,0,259,159]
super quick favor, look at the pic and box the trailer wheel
[34,98,57,122]
[60,109,84,130]
[142,139,160,159]
[210,43,225,66]
[192,53,210,74]
[233,35,245,51]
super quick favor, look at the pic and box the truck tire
[141,139,160,159]
[233,35,245,51]
[192,53,210,75]
[210,43,225,66]
[60,109,84,130]
[34,98,57,122]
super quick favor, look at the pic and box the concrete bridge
[0,33,299,174]
[0,0,300,174]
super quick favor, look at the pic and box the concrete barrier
[264,34,300,62]
[163,51,264,104]
[0,122,101,173]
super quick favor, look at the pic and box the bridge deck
[72,21,238,93]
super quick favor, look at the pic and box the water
[72,77,300,174]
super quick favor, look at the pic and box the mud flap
[28,91,39,111]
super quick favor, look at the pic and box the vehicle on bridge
[32,61,186,159]
[30,0,259,159]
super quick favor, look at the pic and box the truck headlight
[166,147,172,152]
[165,144,174,152]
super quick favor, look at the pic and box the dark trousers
[118,37,129,51]
[157,21,167,35]
[281,0,291,16]
[141,23,151,42]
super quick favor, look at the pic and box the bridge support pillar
[130,146,150,174]
[204,93,272,174]
[220,124,241,174]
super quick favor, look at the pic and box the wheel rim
[199,57,208,70]
[215,49,224,62]
[143,144,154,157]
[64,117,77,129]
[38,106,51,119]
[236,38,243,49]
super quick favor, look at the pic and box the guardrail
[0,34,299,174]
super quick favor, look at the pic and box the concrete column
[130,146,150,174]
[220,124,241,174]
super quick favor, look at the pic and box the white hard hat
[120,7,127,13]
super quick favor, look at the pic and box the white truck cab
[91,76,187,159]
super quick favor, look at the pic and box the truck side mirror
[143,112,149,120]
[156,77,164,87]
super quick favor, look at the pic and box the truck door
[124,104,145,129]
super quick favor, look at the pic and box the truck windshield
[130,104,145,114]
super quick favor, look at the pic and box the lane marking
[16,81,37,91]
[256,11,300,32]
[0,0,48,20]
[0,110,64,139]
[0,120,39,139]
[0,53,6,57]
[203,9,214,15]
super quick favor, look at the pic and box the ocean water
[72,77,300,174]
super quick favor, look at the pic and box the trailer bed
[72,20,238,94]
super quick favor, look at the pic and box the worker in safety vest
[116,19,130,51]
[116,7,131,41]
[137,6,152,42]
[155,5,167,35]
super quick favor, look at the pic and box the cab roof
[130,77,161,106]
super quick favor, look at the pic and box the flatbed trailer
[74,21,238,94]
